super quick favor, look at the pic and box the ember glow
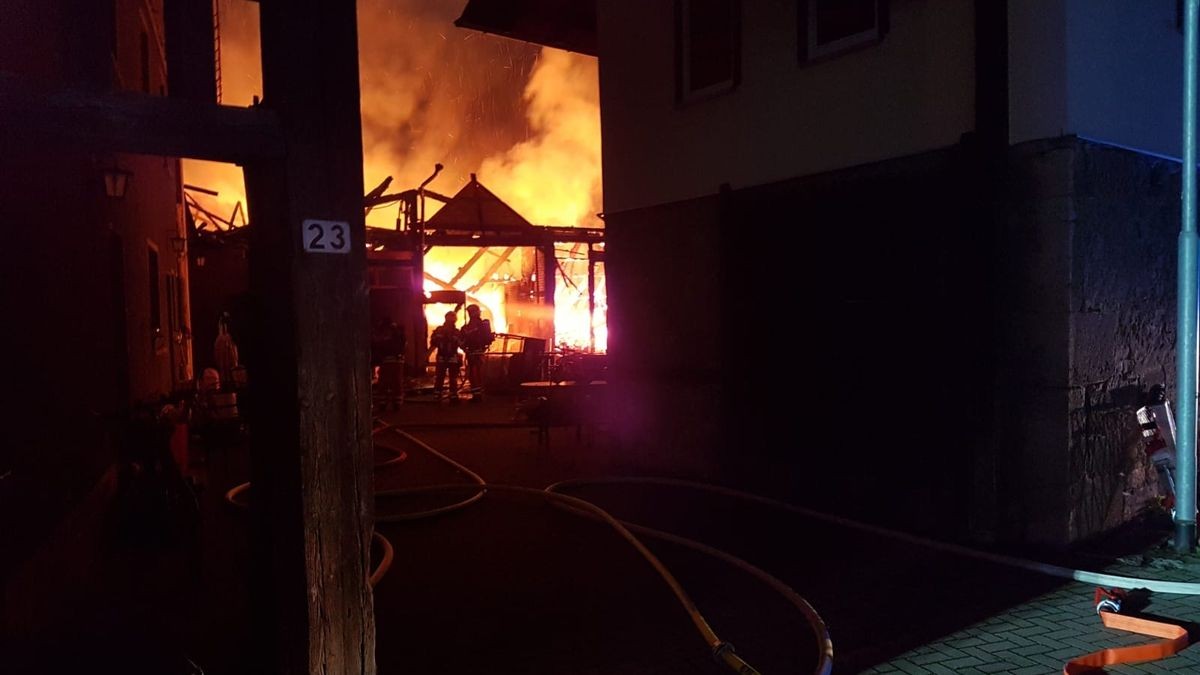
[185,0,605,351]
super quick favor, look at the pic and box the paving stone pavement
[860,543,1200,674]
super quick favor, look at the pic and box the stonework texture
[1066,140,1181,540]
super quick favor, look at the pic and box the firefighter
[428,311,463,402]
[371,316,406,411]
[461,304,494,402]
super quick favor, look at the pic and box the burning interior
[183,0,607,387]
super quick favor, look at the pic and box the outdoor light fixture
[170,236,187,256]
[103,167,132,198]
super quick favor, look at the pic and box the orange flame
[184,0,605,352]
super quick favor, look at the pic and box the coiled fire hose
[1061,588,1191,674]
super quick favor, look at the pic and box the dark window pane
[686,0,735,91]
[814,0,876,45]
[148,247,161,336]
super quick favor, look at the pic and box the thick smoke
[185,0,600,230]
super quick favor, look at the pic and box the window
[798,0,889,63]
[676,0,741,103]
[148,245,161,340]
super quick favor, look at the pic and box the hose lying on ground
[545,478,1200,673]
[223,481,394,590]
[376,428,831,675]
[221,423,414,587]
[549,476,1200,596]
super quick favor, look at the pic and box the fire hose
[222,428,408,586]
[226,424,831,675]
[543,477,1200,672]
[1060,588,1190,674]
[228,421,1200,673]
[372,425,830,675]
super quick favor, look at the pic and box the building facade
[2,0,198,577]
[582,0,1188,544]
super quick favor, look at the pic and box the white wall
[1064,0,1182,158]
[597,0,976,214]
[1008,0,1068,144]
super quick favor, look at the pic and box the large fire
[185,0,606,352]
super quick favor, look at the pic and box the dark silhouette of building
[459,0,1192,545]
[2,0,201,580]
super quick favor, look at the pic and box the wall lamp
[103,167,132,199]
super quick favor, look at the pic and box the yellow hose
[369,531,394,588]
[545,481,833,675]
[225,422,828,673]
[223,482,394,588]
[379,428,838,674]
[372,424,487,522]
[376,482,728,657]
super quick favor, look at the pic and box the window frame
[798,0,890,64]
[147,241,164,353]
[675,0,742,105]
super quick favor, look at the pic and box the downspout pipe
[1178,0,1199,553]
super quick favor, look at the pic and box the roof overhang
[455,0,597,56]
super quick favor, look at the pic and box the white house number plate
[302,219,351,254]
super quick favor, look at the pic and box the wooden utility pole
[243,3,375,674]
[587,244,597,352]
[541,244,557,346]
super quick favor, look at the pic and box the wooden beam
[448,246,490,286]
[364,226,603,249]
[588,243,596,352]
[242,3,375,674]
[423,232,603,247]
[423,271,457,291]
[541,244,556,346]
[0,72,284,163]
[467,246,517,294]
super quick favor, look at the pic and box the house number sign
[302,219,351,254]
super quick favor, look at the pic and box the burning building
[363,172,605,383]
[182,0,607,376]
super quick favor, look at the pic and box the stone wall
[995,137,1182,544]
[605,135,1185,545]
[1067,140,1181,540]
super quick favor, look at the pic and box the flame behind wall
[184,0,605,351]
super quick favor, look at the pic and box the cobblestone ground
[863,531,1200,674]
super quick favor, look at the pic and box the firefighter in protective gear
[461,304,494,402]
[371,317,406,411]
[428,311,462,401]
